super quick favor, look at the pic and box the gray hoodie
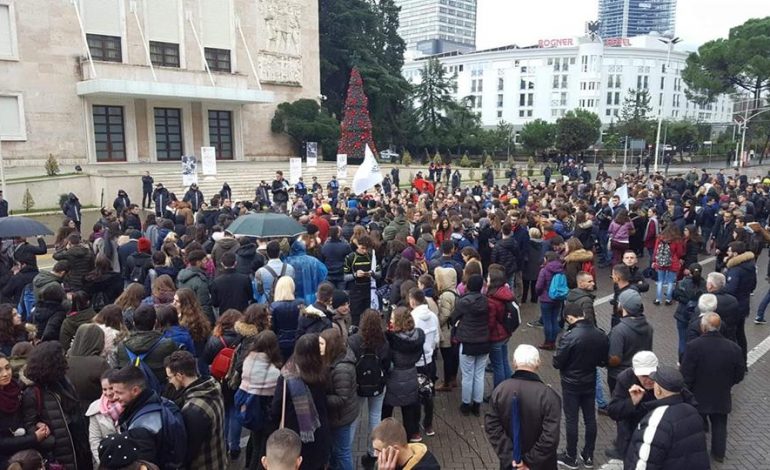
[608,314,654,379]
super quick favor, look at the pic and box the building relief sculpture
[257,0,303,86]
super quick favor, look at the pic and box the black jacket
[11,239,46,268]
[624,394,710,470]
[0,383,37,469]
[1,265,38,305]
[296,304,333,337]
[183,189,204,212]
[118,389,166,466]
[234,243,265,276]
[33,300,67,341]
[553,320,609,391]
[606,367,656,454]
[450,291,490,349]
[384,329,424,407]
[672,276,706,324]
[491,236,519,277]
[52,245,94,290]
[84,271,124,308]
[211,269,252,313]
[271,179,289,203]
[320,239,352,281]
[325,348,360,428]
[681,331,745,414]
[270,378,330,467]
[124,252,152,283]
[724,251,757,315]
[113,331,179,386]
[565,288,596,324]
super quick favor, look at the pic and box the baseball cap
[618,289,643,316]
[650,365,685,393]
[632,351,659,376]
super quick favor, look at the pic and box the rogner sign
[537,38,574,48]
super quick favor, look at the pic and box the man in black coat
[210,252,252,313]
[183,183,204,213]
[605,351,658,460]
[152,183,170,218]
[491,223,519,286]
[11,236,47,269]
[0,251,38,305]
[553,303,609,468]
[141,171,154,209]
[688,274,738,343]
[624,366,710,469]
[723,241,757,365]
[711,210,735,271]
[271,171,290,212]
[681,312,745,462]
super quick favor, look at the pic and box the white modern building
[395,0,476,55]
[403,34,732,130]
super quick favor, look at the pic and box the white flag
[614,184,629,208]
[352,145,384,195]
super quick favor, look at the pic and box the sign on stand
[306,142,318,167]
[289,158,302,185]
[336,154,347,181]
[201,147,217,176]
[181,155,198,186]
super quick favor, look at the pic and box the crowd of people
[0,159,766,470]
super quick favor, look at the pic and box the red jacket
[487,285,515,342]
[652,238,685,273]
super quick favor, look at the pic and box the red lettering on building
[537,38,575,48]
[604,38,631,47]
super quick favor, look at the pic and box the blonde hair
[273,276,296,302]
[434,266,457,292]
[529,227,542,239]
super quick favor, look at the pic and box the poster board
[181,155,198,186]
[289,157,302,185]
[336,154,347,180]
[201,146,217,175]
[306,142,318,167]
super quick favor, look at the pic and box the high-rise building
[598,0,676,38]
[395,0,476,55]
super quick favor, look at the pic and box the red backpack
[210,337,235,381]
[581,260,596,283]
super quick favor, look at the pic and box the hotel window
[519,93,525,106]
[614,92,620,105]
[498,78,504,91]
[150,41,180,67]
[519,110,525,117]
[561,75,568,88]
[154,108,183,160]
[87,34,122,62]
[527,110,532,117]
[527,93,533,106]
[607,92,613,105]
[497,110,503,118]
[208,110,233,159]
[93,105,126,162]
[497,94,504,107]
[205,48,231,73]
[553,75,559,89]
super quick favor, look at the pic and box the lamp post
[653,36,681,173]
[737,106,770,167]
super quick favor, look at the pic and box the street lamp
[653,36,682,173]
[736,106,770,167]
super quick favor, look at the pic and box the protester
[85,370,121,467]
[451,274,489,416]
[66,323,110,411]
[371,418,440,470]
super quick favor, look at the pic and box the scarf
[240,352,280,396]
[99,394,124,423]
[0,380,21,414]
[283,365,320,443]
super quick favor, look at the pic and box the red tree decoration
[338,67,377,159]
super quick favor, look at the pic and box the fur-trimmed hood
[564,248,594,264]
[234,320,260,338]
[578,220,593,230]
[726,251,755,268]
[301,304,328,318]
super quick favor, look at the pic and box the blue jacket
[320,239,352,281]
[162,325,195,355]
[286,240,329,305]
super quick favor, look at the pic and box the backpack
[91,291,108,313]
[355,348,386,397]
[132,397,187,469]
[655,241,672,267]
[424,242,437,261]
[233,388,266,432]
[581,260,596,283]
[502,300,521,335]
[210,336,235,381]
[548,273,569,301]
[130,262,148,284]
[259,264,287,303]
[225,343,245,390]
[124,339,164,394]
[17,283,35,322]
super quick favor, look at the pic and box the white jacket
[85,399,118,467]
[411,304,440,367]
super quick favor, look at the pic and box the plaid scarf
[283,364,321,443]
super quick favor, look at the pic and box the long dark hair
[320,328,346,363]
[25,341,67,386]
[86,254,113,282]
[291,334,326,385]
[0,304,25,344]
[359,309,385,350]
[486,264,507,293]
[685,224,703,244]
[250,330,283,368]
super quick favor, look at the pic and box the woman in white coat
[85,370,122,468]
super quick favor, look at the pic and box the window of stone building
[0,2,18,60]
[154,108,183,160]
[150,41,180,68]
[205,48,231,73]
[208,110,233,159]
[93,105,125,162]
[87,34,122,62]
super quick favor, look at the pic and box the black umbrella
[0,216,54,238]
[226,212,306,239]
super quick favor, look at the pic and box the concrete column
[135,99,151,162]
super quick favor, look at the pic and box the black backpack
[502,300,521,335]
[130,262,149,284]
[356,348,385,397]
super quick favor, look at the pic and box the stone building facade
[0,0,320,168]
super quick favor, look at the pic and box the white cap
[632,351,659,376]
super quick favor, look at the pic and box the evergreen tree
[338,68,377,159]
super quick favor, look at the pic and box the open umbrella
[0,216,54,238]
[226,212,306,239]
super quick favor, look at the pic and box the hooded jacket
[59,306,97,351]
[177,266,214,323]
[563,249,594,289]
[607,314,654,380]
[450,291,490,348]
[66,324,111,411]
[565,288,596,324]
[535,259,565,304]
[486,285,515,342]
[211,237,240,275]
[113,331,179,386]
[410,304,439,365]
[383,215,409,242]
[321,238,353,281]
[296,304,333,337]
[33,299,67,342]
[32,271,62,301]
[180,377,227,470]
[724,251,757,315]
[286,240,328,305]
[325,348,360,428]
[385,328,425,407]
[52,244,94,290]
[491,236,520,277]
[234,242,265,276]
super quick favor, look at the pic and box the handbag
[416,351,434,402]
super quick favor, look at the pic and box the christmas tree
[338,67,377,159]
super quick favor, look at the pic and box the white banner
[353,145,383,195]
[306,142,318,167]
[289,158,302,185]
[181,155,198,186]
[615,184,630,208]
[336,154,348,180]
[201,147,217,175]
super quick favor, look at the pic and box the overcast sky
[476,0,768,51]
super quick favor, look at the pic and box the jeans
[562,387,597,458]
[142,190,152,208]
[676,317,689,360]
[541,302,561,344]
[440,345,459,384]
[595,369,607,408]
[598,230,611,264]
[459,345,488,404]
[703,413,728,459]
[330,421,356,470]
[225,403,242,451]
[362,391,385,457]
[655,270,676,302]
[756,290,770,321]
[489,339,513,388]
